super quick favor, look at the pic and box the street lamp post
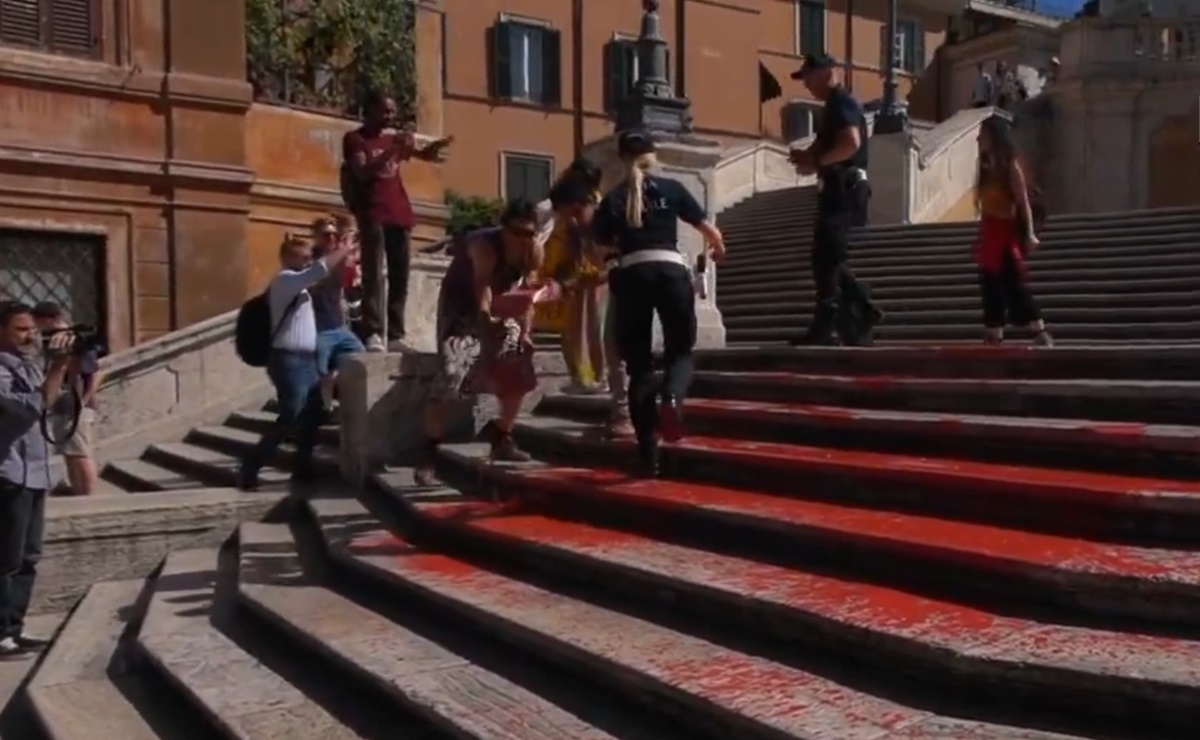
[874,0,908,134]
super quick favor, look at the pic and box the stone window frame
[500,151,555,205]
[490,12,563,107]
[782,99,824,142]
[794,0,828,58]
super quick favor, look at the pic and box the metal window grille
[0,229,106,335]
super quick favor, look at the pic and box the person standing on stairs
[787,53,882,347]
[973,115,1053,347]
[310,216,364,414]
[342,90,452,353]
[237,234,358,491]
[533,159,609,395]
[591,129,725,478]
[412,200,551,486]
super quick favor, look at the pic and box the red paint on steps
[340,525,932,738]
[555,426,1200,509]
[408,501,1200,693]
[672,398,1162,445]
[482,465,1200,585]
[668,435,1200,508]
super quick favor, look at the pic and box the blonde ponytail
[624,152,657,228]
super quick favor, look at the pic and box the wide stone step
[139,441,288,489]
[688,369,1200,425]
[137,548,364,738]
[426,451,1200,627]
[723,224,1200,265]
[26,580,174,740]
[691,344,1200,380]
[311,496,1083,740]
[718,284,1200,314]
[226,410,341,448]
[535,392,1200,479]
[237,522,598,739]
[101,458,215,492]
[183,426,340,476]
[510,416,1200,542]
[718,245,1200,280]
[724,320,1200,345]
[718,261,1200,294]
[723,304,1200,330]
[720,211,1200,243]
[410,453,1200,736]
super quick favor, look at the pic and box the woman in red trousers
[973,115,1053,347]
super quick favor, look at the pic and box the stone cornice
[0,48,252,111]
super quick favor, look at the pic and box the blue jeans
[0,480,45,639]
[239,350,323,482]
[317,327,364,375]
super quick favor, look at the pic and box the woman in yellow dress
[534,160,608,393]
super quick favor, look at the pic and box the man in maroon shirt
[342,90,450,351]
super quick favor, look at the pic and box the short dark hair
[563,158,602,190]
[363,89,390,115]
[31,301,65,320]
[499,198,538,225]
[549,178,593,209]
[0,301,32,328]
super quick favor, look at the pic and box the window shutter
[532,159,551,202]
[913,22,925,73]
[490,21,513,99]
[541,27,561,106]
[49,0,97,57]
[0,0,44,48]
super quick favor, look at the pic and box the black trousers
[0,480,45,640]
[979,255,1040,329]
[611,261,696,450]
[358,220,411,341]
[808,180,874,343]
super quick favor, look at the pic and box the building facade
[436,0,954,203]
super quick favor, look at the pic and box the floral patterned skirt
[430,298,536,402]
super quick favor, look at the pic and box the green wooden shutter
[490,21,514,99]
[49,0,98,57]
[0,0,45,48]
[913,21,925,73]
[541,27,561,106]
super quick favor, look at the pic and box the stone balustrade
[1059,16,1200,83]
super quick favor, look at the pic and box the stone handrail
[712,140,816,214]
[906,106,1005,223]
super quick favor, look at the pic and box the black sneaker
[658,396,686,444]
[491,433,532,463]
[0,637,28,660]
[635,443,661,479]
[235,467,259,492]
[15,634,48,652]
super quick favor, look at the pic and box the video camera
[41,324,102,357]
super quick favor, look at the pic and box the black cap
[617,129,656,157]
[791,53,837,80]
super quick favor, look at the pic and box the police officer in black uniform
[788,53,882,346]
[591,129,725,477]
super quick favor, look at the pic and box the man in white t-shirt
[971,62,994,108]
[238,233,357,490]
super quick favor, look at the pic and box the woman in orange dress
[973,115,1052,347]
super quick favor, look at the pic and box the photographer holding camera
[0,300,74,658]
[32,302,102,496]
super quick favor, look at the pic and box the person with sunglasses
[592,129,725,477]
[413,199,547,485]
[310,216,364,414]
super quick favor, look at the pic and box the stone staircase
[23,343,1200,739]
[98,403,340,493]
[716,187,1200,344]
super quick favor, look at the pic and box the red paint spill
[502,466,1200,582]
[665,435,1200,505]
[409,497,1200,676]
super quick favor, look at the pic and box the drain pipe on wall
[845,0,854,93]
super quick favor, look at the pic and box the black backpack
[235,291,301,367]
